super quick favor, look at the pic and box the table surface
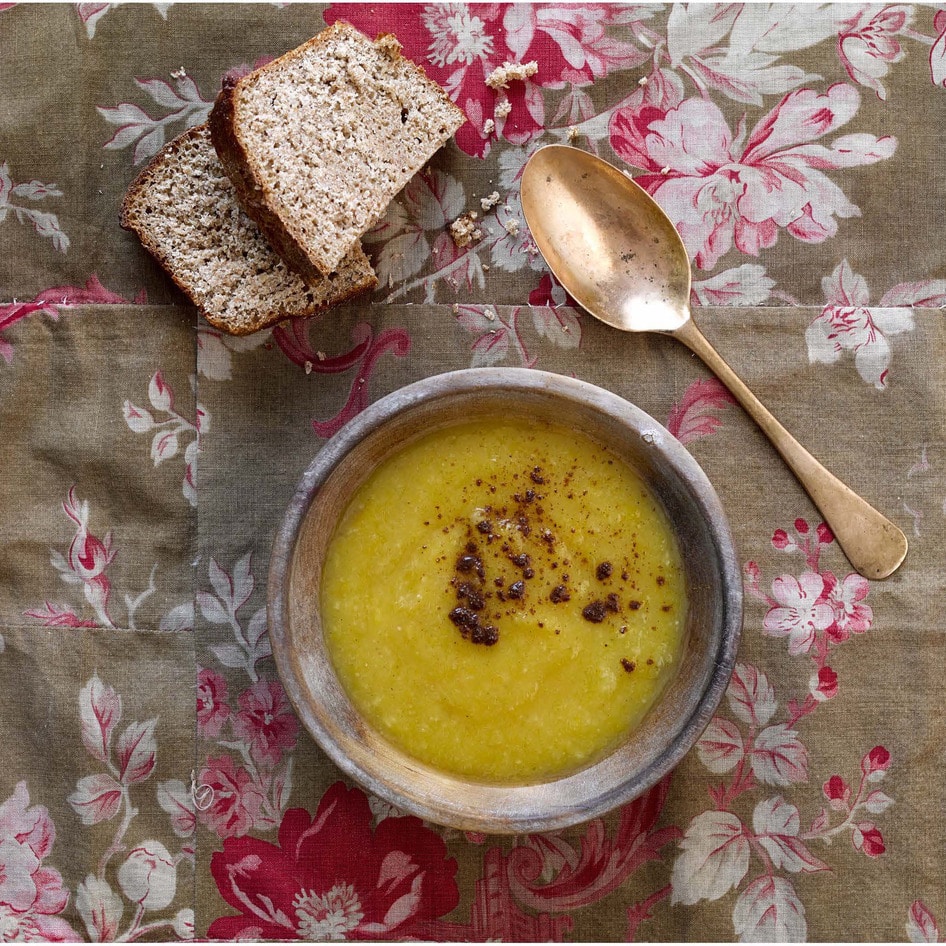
[1,3,944,942]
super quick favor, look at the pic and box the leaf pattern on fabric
[732,874,807,943]
[0,161,69,253]
[98,74,213,164]
[671,810,751,905]
[0,275,144,365]
[666,378,736,445]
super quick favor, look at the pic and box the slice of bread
[209,21,466,277]
[120,123,377,336]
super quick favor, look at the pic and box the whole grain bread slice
[120,123,377,336]
[209,21,466,277]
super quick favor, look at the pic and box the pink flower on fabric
[231,680,300,766]
[822,571,873,643]
[806,259,927,390]
[0,783,77,942]
[837,5,910,100]
[208,782,459,941]
[609,84,896,270]
[862,745,891,776]
[325,3,645,156]
[762,572,835,655]
[823,774,851,808]
[810,665,839,701]
[852,822,886,857]
[196,756,265,840]
[63,488,114,583]
[197,668,230,739]
[57,487,115,624]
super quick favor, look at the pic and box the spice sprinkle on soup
[321,418,687,783]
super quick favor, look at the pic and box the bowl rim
[267,367,742,833]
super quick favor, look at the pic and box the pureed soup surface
[321,418,687,783]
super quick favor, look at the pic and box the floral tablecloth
[1,3,945,942]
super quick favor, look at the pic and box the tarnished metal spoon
[520,144,907,581]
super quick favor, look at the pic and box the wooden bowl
[268,368,742,833]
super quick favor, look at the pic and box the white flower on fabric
[806,260,944,390]
[293,884,365,941]
[423,4,495,67]
[762,572,834,655]
[76,874,124,941]
[117,841,177,912]
[173,908,195,939]
[806,304,914,389]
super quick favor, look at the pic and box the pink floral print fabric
[0,3,944,942]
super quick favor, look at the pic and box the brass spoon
[520,144,907,581]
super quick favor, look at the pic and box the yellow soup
[321,418,687,783]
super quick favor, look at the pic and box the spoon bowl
[523,146,690,334]
[521,145,908,581]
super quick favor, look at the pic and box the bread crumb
[482,118,495,136]
[376,33,402,56]
[480,191,501,211]
[452,302,460,314]
[494,99,512,118]
[316,350,327,361]
[304,360,313,374]
[638,75,649,86]
[504,219,520,237]
[171,67,187,79]
[567,125,579,142]
[450,214,483,247]
[660,166,671,175]
[486,61,538,90]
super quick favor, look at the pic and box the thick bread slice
[120,123,377,336]
[209,21,466,277]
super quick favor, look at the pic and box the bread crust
[208,20,466,277]
[120,124,377,336]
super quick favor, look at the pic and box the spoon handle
[672,318,907,581]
